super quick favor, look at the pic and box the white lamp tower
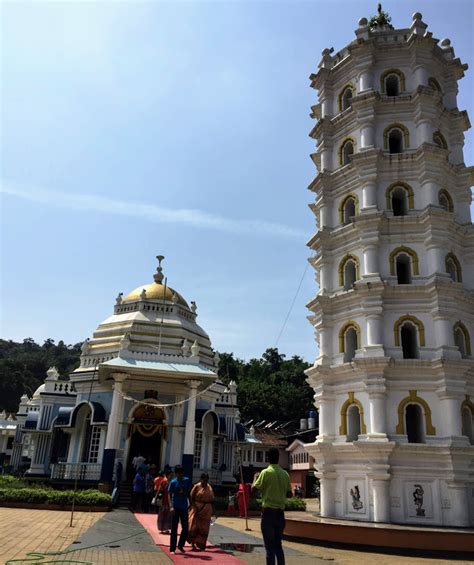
[305,8,474,527]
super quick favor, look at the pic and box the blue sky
[1,0,473,362]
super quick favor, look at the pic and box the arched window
[389,247,419,279]
[339,85,354,112]
[396,253,412,284]
[344,327,358,362]
[386,182,414,215]
[340,138,355,166]
[391,186,408,216]
[461,399,474,445]
[339,321,361,362]
[438,189,454,212]
[339,392,367,437]
[433,131,448,150]
[380,69,405,96]
[405,404,425,443]
[347,405,361,441]
[394,315,425,359]
[384,124,409,154]
[454,322,471,359]
[396,390,436,437]
[445,253,462,282]
[342,196,356,224]
[388,129,403,153]
[338,255,360,289]
[428,77,442,92]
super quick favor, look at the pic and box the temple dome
[32,384,45,399]
[123,282,188,308]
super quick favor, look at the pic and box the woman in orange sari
[188,473,215,551]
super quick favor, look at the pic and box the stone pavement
[1,507,472,565]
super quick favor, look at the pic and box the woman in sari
[188,473,215,551]
[157,470,173,534]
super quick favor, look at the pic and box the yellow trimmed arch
[338,83,355,112]
[380,68,406,93]
[428,77,442,92]
[445,252,462,282]
[394,315,425,347]
[383,123,410,150]
[339,392,367,435]
[385,182,414,210]
[396,390,436,435]
[389,246,420,276]
[433,131,448,150]
[339,137,356,166]
[338,320,361,353]
[338,254,360,286]
[338,193,359,224]
[461,395,474,415]
[454,321,471,357]
[438,189,454,212]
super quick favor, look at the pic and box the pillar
[319,260,330,292]
[439,396,462,437]
[367,316,383,346]
[421,179,439,208]
[417,119,433,145]
[101,373,127,483]
[317,327,332,366]
[427,245,445,275]
[319,475,336,517]
[360,123,375,149]
[368,394,387,436]
[320,147,333,171]
[319,204,331,229]
[182,379,201,478]
[362,181,377,210]
[363,245,378,277]
[414,65,429,87]
[359,69,373,92]
[372,479,391,523]
[317,398,335,438]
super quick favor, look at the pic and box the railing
[192,468,222,485]
[50,462,102,481]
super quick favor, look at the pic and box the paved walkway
[1,507,472,565]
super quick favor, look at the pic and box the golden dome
[123,283,189,307]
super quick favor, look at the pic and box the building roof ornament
[368,3,393,31]
[153,255,165,284]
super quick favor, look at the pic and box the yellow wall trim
[339,392,368,435]
[394,315,425,347]
[389,246,420,276]
[385,181,414,210]
[396,390,436,435]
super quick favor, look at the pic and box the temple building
[11,257,243,486]
[305,10,474,526]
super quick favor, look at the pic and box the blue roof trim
[24,412,39,430]
[195,409,219,434]
[219,416,227,434]
[55,406,74,426]
[58,401,108,428]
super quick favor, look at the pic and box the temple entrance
[127,404,166,478]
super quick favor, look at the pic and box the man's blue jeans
[261,508,285,565]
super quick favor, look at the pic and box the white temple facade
[12,257,244,486]
[305,10,474,526]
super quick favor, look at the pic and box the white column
[363,245,378,276]
[317,398,335,438]
[362,181,377,210]
[320,147,333,171]
[367,316,383,346]
[319,476,336,517]
[319,205,330,229]
[439,396,462,437]
[183,380,201,455]
[319,260,331,292]
[369,394,387,435]
[414,65,429,87]
[360,123,375,149]
[421,180,439,208]
[359,69,373,92]
[427,246,445,275]
[317,327,332,365]
[372,479,391,523]
[417,119,433,145]
[105,374,126,450]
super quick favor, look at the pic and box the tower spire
[154,255,165,284]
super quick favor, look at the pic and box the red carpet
[134,513,245,564]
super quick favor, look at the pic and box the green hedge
[0,487,111,507]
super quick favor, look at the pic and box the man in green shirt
[252,448,292,565]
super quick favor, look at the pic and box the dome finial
[154,255,165,284]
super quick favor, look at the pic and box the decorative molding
[338,254,360,287]
[385,181,414,210]
[394,315,425,347]
[380,68,406,93]
[339,321,361,353]
[389,246,420,276]
[395,390,436,435]
[383,122,410,150]
[339,392,367,435]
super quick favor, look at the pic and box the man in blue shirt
[168,465,192,553]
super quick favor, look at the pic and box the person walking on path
[132,468,146,513]
[252,448,292,565]
[188,473,215,551]
[168,465,192,554]
[157,470,173,534]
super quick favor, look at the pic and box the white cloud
[1,182,305,239]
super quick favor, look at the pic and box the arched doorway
[127,403,166,477]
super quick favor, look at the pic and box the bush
[213,495,305,512]
[284,497,306,511]
[0,486,111,507]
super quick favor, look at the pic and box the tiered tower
[305,9,474,527]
